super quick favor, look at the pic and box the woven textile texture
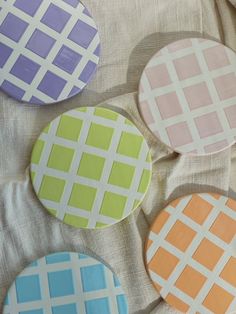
[0,0,236,313]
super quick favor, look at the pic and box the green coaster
[30,107,152,229]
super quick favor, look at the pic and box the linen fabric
[0,0,236,313]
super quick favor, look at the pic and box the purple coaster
[0,0,100,104]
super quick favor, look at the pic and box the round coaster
[138,38,236,155]
[3,252,128,314]
[145,193,236,314]
[30,106,152,229]
[0,0,100,104]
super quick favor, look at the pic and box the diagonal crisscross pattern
[3,252,128,314]
[145,193,236,314]
[0,0,100,104]
[139,38,236,155]
[30,107,152,229]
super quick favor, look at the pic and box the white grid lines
[146,194,236,313]
[139,38,236,154]
[0,0,100,103]
[3,253,127,314]
[31,107,151,228]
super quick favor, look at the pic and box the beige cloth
[0,0,236,313]
[229,0,236,8]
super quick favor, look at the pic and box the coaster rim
[3,251,129,314]
[145,192,236,314]
[138,37,236,156]
[30,106,152,230]
[0,0,101,105]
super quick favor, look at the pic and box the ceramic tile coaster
[0,0,100,104]
[139,38,236,155]
[145,193,236,314]
[30,106,152,229]
[3,252,128,314]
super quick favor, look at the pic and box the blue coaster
[3,252,128,314]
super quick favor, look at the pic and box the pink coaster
[138,38,236,155]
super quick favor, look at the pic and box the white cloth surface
[0,0,236,313]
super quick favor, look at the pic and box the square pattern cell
[167,39,192,52]
[63,213,88,228]
[47,144,75,172]
[48,270,74,297]
[183,194,213,225]
[117,295,128,313]
[100,192,127,220]
[203,45,230,71]
[174,54,201,80]
[1,80,25,100]
[108,161,135,189]
[156,92,183,119]
[16,275,41,303]
[10,55,40,84]
[20,310,43,314]
[53,45,82,74]
[165,220,196,252]
[166,122,193,148]
[63,0,79,8]
[68,183,97,211]
[113,275,121,287]
[85,298,110,314]
[0,42,13,68]
[192,238,224,270]
[79,61,97,83]
[41,4,71,33]
[148,247,179,281]
[52,303,77,314]
[117,132,143,158]
[37,71,67,100]
[77,153,105,180]
[14,0,43,17]
[81,264,106,292]
[214,73,236,101]
[184,82,213,110]
[46,252,71,264]
[68,20,97,48]
[138,169,151,193]
[31,139,45,165]
[220,257,236,288]
[94,107,118,120]
[203,284,234,314]
[195,112,223,139]
[0,13,28,42]
[204,139,229,154]
[68,86,81,97]
[56,115,83,141]
[210,212,236,244]
[26,29,56,58]
[225,105,236,129]
[86,123,114,150]
[146,64,172,89]
[175,266,206,298]
[39,175,66,202]
[139,101,155,125]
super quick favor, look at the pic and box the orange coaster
[145,194,236,314]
